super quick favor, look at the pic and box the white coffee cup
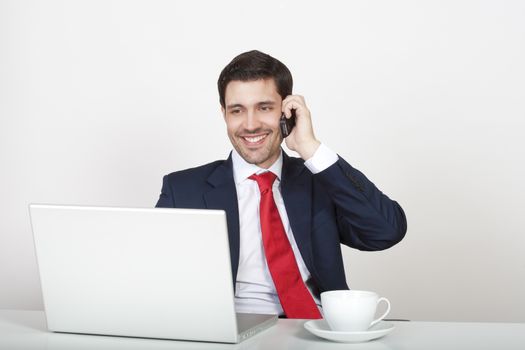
[321,290,391,332]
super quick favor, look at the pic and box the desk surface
[1,309,524,350]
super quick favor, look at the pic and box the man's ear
[221,106,226,119]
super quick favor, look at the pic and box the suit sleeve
[313,156,407,251]
[155,175,175,208]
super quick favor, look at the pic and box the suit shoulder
[283,152,309,176]
[286,154,306,166]
[164,159,225,183]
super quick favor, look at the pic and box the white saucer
[304,319,394,343]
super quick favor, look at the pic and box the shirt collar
[231,148,283,185]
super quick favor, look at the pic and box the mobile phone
[279,110,296,138]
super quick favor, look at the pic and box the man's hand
[282,95,321,160]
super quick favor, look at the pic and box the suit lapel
[203,154,241,285]
[202,152,315,285]
[280,152,315,272]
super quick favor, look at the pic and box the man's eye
[231,109,241,114]
[260,106,273,111]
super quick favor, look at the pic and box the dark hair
[217,50,293,108]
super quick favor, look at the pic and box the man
[156,50,407,319]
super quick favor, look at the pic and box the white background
[1,0,524,322]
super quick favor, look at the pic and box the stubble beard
[229,130,283,167]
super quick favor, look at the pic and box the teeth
[244,135,266,143]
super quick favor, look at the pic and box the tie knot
[249,171,277,193]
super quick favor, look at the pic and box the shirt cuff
[304,143,339,174]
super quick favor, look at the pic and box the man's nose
[244,110,262,131]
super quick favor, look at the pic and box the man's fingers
[282,95,306,110]
[282,96,307,118]
[282,101,301,118]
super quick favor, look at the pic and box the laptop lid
[29,204,275,343]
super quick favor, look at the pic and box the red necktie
[249,172,322,319]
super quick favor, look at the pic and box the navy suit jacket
[156,151,407,293]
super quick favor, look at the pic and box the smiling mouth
[241,133,269,145]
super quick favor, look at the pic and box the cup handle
[370,297,391,327]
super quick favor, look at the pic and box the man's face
[222,78,283,169]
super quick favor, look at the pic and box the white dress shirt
[233,144,338,315]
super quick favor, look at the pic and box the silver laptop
[29,204,277,343]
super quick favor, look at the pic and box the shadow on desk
[384,319,410,322]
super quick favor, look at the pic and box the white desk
[1,310,524,350]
